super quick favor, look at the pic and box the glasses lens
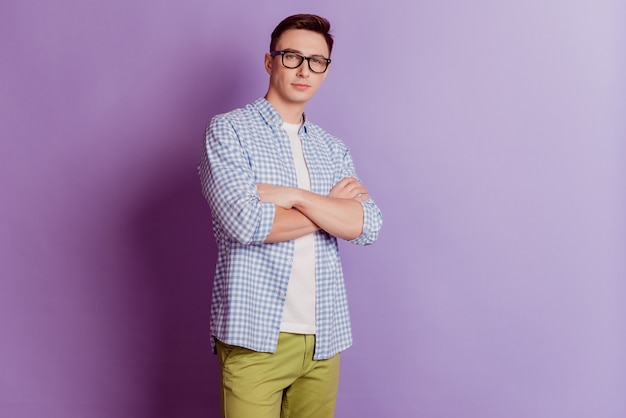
[282,52,304,69]
[308,56,328,73]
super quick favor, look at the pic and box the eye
[284,52,299,61]
[310,56,325,66]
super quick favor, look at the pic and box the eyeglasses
[270,50,331,74]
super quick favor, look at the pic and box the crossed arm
[258,177,370,243]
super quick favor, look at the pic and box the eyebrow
[282,48,328,58]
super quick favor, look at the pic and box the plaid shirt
[198,98,382,360]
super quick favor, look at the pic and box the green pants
[216,333,341,418]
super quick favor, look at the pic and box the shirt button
[279,291,286,297]
[287,259,293,264]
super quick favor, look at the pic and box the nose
[296,59,310,77]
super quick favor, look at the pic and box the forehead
[275,29,329,56]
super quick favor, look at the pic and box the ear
[264,53,273,75]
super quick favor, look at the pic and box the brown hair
[270,14,334,56]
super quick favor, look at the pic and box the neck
[264,93,305,124]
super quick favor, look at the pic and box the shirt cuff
[348,199,382,245]
[253,201,276,244]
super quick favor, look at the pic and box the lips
[292,83,310,90]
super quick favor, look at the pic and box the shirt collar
[253,97,310,134]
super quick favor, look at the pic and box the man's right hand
[328,177,370,201]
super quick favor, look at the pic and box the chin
[292,91,316,102]
[283,94,311,105]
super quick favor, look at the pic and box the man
[199,14,382,418]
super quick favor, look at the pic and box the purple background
[1,1,625,417]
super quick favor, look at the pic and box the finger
[344,183,368,196]
[335,177,358,189]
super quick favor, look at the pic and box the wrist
[291,188,306,208]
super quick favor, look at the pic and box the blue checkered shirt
[198,98,382,360]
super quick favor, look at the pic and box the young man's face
[264,29,330,110]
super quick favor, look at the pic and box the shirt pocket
[248,136,296,186]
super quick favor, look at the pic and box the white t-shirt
[279,121,316,334]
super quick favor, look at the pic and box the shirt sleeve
[338,147,383,246]
[199,115,275,245]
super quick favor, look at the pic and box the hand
[257,183,299,209]
[328,177,370,201]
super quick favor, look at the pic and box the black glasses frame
[270,50,332,74]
